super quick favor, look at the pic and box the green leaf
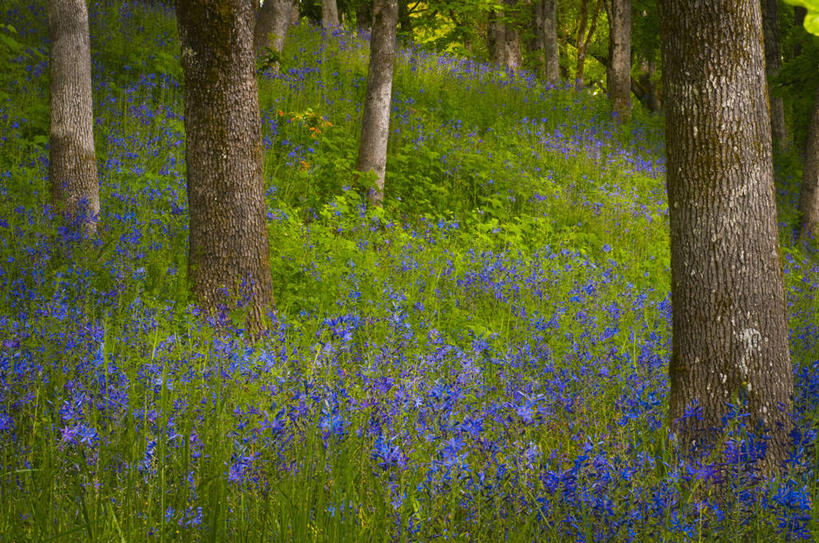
[806,12,819,35]
[783,0,819,35]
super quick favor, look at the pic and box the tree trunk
[660,0,793,470]
[487,0,522,71]
[177,0,274,332]
[762,0,787,152]
[488,10,505,66]
[540,0,560,84]
[357,0,398,207]
[606,0,631,122]
[254,0,294,55]
[290,0,299,25]
[575,0,601,89]
[502,0,523,71]
[322,0,339,28]
[638,57,661,112]
[799,87,819,239]
[48,0,99,235]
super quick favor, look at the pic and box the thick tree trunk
[540,0,560,84]
[48,0,99,235]
[322,0,339,28]
[254,0,294,55]
[660,0,793,470]
[357,0,398,207]
[606,0,631,122]
[762,0,787,152]
[799,87,819,239]
[177,0,274,332]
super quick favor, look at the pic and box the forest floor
[0,2,817,541]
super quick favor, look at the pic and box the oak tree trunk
[606,0,631,122]
[488,10,505,66]
[322,0,339,29]
[799,87,819,239]
[48,0,99,235]
[290,0,299,25]
[254,0,294,55]
[177,0,274,332]
[539,0,560,84]
[762,0,787,151]
[487,0,522,71]
[357,0,398,207]
[660,0,793,469]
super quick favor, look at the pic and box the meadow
[0,1,818,541]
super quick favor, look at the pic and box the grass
[0,1,817,541]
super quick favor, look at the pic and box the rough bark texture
[357,0,398,207]
[48,0,99,234]
[660,0,793,470]
[536,0,560,84]
[177,0,274,332]
[488,0,522,71]
[762,0,787,152]
[322,0,339,28]
[254,0,294,54]
[290,0,299,25]
[575,0,601,89]
[799,87,819,239]
[606,0,631,122]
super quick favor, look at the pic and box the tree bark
[177,0,274,332]
[540,0,560,84]
[48,0,99,235]
[488,0,522,71]
[254,0,294,55]
[762,0,787,152]
[799,86,819,239]
[606,0,631,122]
[290,0,299,25]
[322,0,339,28]
[660,0,793,470]
[357,0,398,207]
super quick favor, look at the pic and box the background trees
[799,88,819,238]
[48,0,99,234]
[254,0,297,55]
[322,0,340,28]
[177,0,274,332]
[357,0,398,206]
[660,0,793,468]
[605,0,630,122]
[533,0,560,84]
[763,0,787,151]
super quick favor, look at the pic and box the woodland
[1,0,819,540]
